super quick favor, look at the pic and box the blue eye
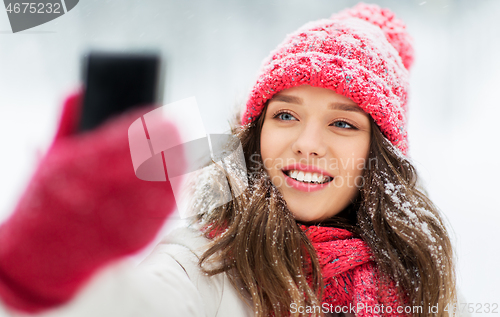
[332,120,354,129]
[275,112,297,121]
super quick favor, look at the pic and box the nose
[291,122,327,158]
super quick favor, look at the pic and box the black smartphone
[78,51,163,132]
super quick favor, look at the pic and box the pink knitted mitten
[0,91,184,313]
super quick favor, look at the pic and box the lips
[281,163,334,179]
[281,163,334,192]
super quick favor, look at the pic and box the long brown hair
[189,102,456,317]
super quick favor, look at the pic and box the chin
[290,211,325,224]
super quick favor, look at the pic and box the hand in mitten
[0,90,185,313]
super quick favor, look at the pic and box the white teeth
[285,170,331,184]
[297,171,305,182]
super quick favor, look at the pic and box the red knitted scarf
[302,225,407,317]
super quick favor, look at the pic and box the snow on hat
[241,3,414,155]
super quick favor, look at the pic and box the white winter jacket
[0,226,470,317]
[1,226,253,317]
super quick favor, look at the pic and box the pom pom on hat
[333,3,414,70]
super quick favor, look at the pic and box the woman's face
[260,85,371,222]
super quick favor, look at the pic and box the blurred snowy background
[0,0,498,311]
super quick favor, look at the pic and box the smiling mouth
[282,170,333,184]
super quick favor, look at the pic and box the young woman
[0,3,457,317]
[187,3,457,316]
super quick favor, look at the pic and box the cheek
[353,143,370,174]
[260,124,293,176]
[335,135,371,175]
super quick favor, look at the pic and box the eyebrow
[270,94,365,114]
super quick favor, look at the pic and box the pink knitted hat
[241,3,414,155]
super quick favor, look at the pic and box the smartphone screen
[79,51,162,132]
